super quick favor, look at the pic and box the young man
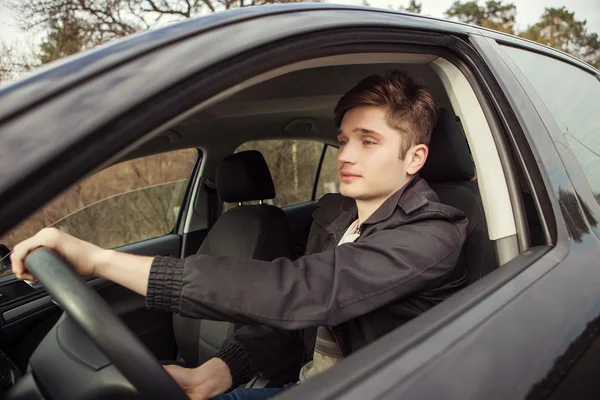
[11,70,468,400]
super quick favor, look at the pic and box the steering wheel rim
[25,248,188,400]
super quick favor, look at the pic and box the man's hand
[165,358,233,400]
[11,227,107,281]
[10,228,153,296]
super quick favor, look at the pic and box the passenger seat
[173,150,294,366]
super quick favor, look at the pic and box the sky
[0,0,599,45]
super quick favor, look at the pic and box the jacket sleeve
[213,325,303,388]
[145,218,465,329]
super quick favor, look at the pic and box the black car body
[0,4,599,399]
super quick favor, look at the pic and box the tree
[399,0,422,14]
[0,43,14,82]
[445,0,516,34]
[0,41,37,82]
[38,12,96,64]
[2,0,322,74]
[385,0,421,14]
[519,7,600,69]
[5,0,320,50]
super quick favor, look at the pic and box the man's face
[336,106,424,203]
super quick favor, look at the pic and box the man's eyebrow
[337,127,384,137]
[353,127,383,137]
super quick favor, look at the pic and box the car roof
[4,3,578,125]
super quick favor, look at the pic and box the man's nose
[337,142,358,164]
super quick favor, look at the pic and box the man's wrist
[208,357,233,391]
[212,357,232,378]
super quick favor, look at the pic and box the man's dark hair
[334,70,439,158]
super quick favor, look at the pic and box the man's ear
[406,144,428,175]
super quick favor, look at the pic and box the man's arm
[13,217,465,330]
[146,218,465,329]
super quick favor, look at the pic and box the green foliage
[399,0,422,14]
[445,0,516,34]
[445,1,599,68]
[519,7,600,68]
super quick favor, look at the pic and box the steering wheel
[20,248,189,400]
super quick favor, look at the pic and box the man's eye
[338,140,348,146]
[363,140,376,145]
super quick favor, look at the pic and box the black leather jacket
[146,176,468,387]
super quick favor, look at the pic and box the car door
[0,8,524,397]
[280,31,597,400]
[0,148,201,370]
[324,32,600,400]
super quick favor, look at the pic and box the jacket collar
[314,174,430,234]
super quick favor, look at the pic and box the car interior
[117,55,542,385]
[0,51,547,397]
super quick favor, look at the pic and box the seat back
[420,108,498,284]
[173,150,294,366]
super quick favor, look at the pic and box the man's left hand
[164,357,233,400]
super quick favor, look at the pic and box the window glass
[503,46,600,203]
[0,148,198,254]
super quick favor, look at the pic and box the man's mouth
[340,172,361,183]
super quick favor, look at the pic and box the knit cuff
[215,342,253,389]
[145,256,185,314]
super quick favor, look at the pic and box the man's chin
[339,186,363,199]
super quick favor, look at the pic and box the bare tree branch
[201,0,215,12]
[144,0,190,17]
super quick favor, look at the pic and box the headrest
[420,108,475,183]
[216,150,276,203]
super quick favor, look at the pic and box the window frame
[174,148,203,236]
[311,144,329,201]
[313,144,341,201]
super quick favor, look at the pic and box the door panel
[95,281,177,362]
[96,233,183,360]
[1,302,60,372]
